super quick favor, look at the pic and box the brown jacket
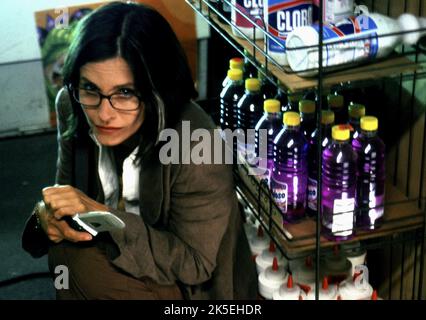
[23,88,258,300]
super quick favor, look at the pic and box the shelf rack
[236,161,424,257]
[187,0,423,92]
[187,0,426,299]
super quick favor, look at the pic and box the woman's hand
[39,185,109,243]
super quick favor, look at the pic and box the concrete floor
[0,132,57,299]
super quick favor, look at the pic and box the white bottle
[286,10,426,76]
[263,0,314,66]
[398,13,426,45]
[232,0,266,40]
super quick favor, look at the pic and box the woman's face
[79,57,144,146]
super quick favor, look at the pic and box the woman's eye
[118,88,135,97]
[81,83,97,91]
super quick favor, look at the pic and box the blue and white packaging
[264,0,314,66]
[285,13,402,76]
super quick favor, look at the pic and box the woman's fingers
[49,219,93,242]
[42,185,88,219]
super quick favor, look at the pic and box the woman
[22,2,257,300]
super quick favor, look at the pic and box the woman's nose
[97,97,115,122]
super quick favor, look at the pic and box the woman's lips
[95,125,122,134]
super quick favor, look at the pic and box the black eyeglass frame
[71,86,142,111]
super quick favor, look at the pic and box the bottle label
[331,197,354,236]
[233,0,265,29]
[314,15,379,66]
[271,176,288,213]
[266,0,314,53]
[307,177,317,210]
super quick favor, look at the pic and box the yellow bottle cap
[360,116,378,131]
[348,103,366,118]
[327,94,344,109]
[284,111,300,126]
[321,110,335,125]
[264,99,280,113]
[299,100,316,113]
[229,57,244,70]
[245,78,261,91]
[227,68,243,81]
[332,125,350,141]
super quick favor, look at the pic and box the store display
[258,257,288,299]
[285,10,425,76]
[255,241,288,274]
[272,274,303,300]
[352,116,386,230]
[254,99,283,186]
[264,0,314,65]
[220,68,244,130]
[231,0,265,40]
[321,125,357,240]
[307,110,334,217]
[271,112,309,223]
[191,0,425,301]
[299,99,316,139]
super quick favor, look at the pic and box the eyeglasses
[72,87,142,111]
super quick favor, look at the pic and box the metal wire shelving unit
[187,0,426,299]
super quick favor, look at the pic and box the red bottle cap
[272,257,279,271]
[287,274,293,289]
[371,290,378,300]
[322,277,329,290]
[269,241,276,253]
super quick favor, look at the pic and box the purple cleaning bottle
[237,78,264,164]
[352,116,385,230]
[307,110,335,218]
[220,68,244,131]
[321,125,357,241]
[271,112,308,224]
[254,99,283,186]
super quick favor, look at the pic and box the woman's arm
[108,159,235,286]
[22,88,89,257]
